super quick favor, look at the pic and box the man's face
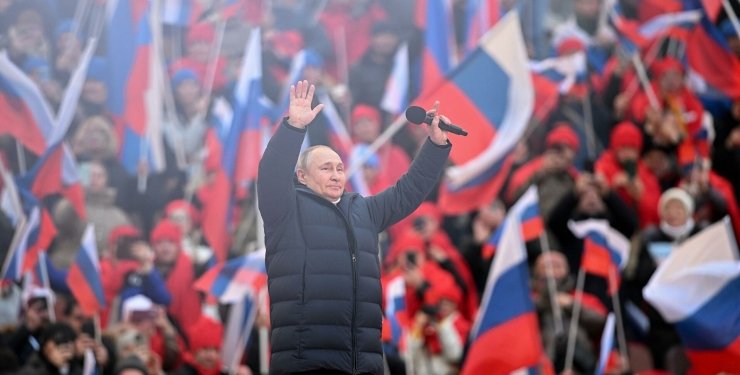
[352,117,381,144]
[662,199,689,227]
[659,70,683,94]
[44,340,75,368]
[26,299,50,330]
[82,80,108,105]
[297,147,346,201]
[153,240,179,265]
[194,347,220,370]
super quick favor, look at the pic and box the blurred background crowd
[1,0,740,374]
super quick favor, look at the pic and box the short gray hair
[297,145,334,171]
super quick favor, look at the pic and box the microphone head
[405,106,427,124]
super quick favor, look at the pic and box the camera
[413,217,427,232]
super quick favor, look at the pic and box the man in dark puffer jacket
[258,80,452,374]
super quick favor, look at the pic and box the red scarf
[164,252,202,328]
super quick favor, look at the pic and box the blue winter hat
[304,49,324,68]
[22,56,51,80]
[86,56,107,82]
[55,19,77,39]
[170,68,199,87]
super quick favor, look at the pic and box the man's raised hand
[287,80,325,129]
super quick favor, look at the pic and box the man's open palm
[287,80,324,128]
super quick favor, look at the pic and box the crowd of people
[1,0,740,374]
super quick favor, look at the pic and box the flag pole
[198,16,227,121]
[37,252,56,323]
[563,268,586,372]
[538,233,564,338]
[334,26,352,128]
[1,217,27,279]
[70,0,92,39]
[15,141,27,174]
[609,268,631,372]
[630,52,661,110]
[615,36,663,106]
[347,113,406,178]
[722,0,740,39]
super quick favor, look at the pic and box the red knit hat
[410,202,442,223]
[150,220,182,244]
[546,123,580,152]
[351,104,381,125]
[386,231,426,267]
[270,30,304,57]
[165,200,201,225]
[187,23,215,44]
[108,225,141,251]
[651,58,684,79]
[187,316,223,352]
[610,122,643,151]
[425,279,463,307]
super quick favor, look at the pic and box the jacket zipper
[341,198,359,375]
[300,189,358,374]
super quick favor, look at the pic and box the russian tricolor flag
[161,0,198,26]
[415,11,533,214]
[200,28,263,261]
[384,275,407,348]
[568,219,630,295]
[66,225,106,316]
[483,187,543,259]
[0,162,23,228]
[684,0,740,101]
[643,217,740,374]
[462,186,545,374]
[0,51,54,155]
[195,249,266,303]
[107,0,166,175]
[463,0,501,54]
[380,43,410,115]
[415,0,457,96]
[221,291,260,370]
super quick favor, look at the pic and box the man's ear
[296,169,307,184]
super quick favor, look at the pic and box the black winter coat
[257,120,450,374]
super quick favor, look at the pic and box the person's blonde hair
[72,116,118,157]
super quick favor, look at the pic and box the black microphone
[405,106,468,136]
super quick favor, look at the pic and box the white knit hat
[659,187,695,214]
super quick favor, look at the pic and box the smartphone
[405,252,417,267]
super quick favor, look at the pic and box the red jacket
[164,252,202,329]
[595,150,661,227]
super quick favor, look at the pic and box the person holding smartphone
[595,122,662,228]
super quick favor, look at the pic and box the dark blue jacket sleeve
[366,138,451,231]
[257,119,306,226]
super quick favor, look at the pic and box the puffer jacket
[258,119,450,374]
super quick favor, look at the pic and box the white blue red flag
[195,249,266,303]
[106,0,166,175]
[380,43,410,115]
[66,224,106,316]
[462,186,545,374]
[643,217,740,374]
[416,11,533,214]
[568,219,631,295]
